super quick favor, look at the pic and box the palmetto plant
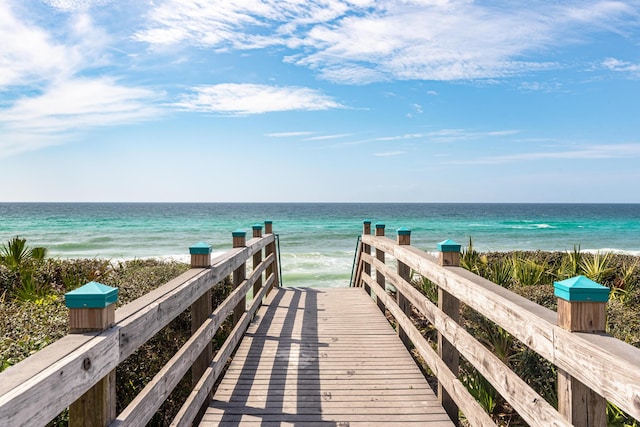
[559,245,583,279]
[0,236,47,271]
[511,255,547,287]
[581,251,614,284]
[485,258,514,288]
[461,237,482,274]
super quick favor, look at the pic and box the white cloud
[602,57,640,77]
[374,151,405,157]
[266,131,315,137]
[304,133,351,141]
[42,0,112,11]
[375,133,424,141]
[173,84,345,115]
[428,128,520,143]
[136,1,638,83]
[447,143,640,165]
[0,78,161,157]
[0,1,76,88]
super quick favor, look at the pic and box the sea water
[1,203,639,288]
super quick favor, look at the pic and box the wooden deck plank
[201,287,454,426]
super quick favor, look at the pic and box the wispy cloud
[428,129,520,143]
[447,143,640,165]
[266,131,315,138]
[303,133,351,141]
[374,151,405,157]
[602,57,640,77]
[0,1,164,157]
[42,0,112,11]
[173,84,345,115]
[375,133,424,141]
[0,78,161,157]
[136,1,639,83]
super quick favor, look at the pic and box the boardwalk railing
[0,222,279,427]
[353,222,640,427]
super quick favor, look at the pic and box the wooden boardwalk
[201,287,454,426]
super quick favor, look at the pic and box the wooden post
[396,227,412,348]
[264,220,279,293]
[555,275,610,427]
[375,223,386,313]
[189,242,212,389]
[437,239,461,426]
[362,220,372,294]
[232,230,247,325]
[252,224,263,302]
[65,282,118,427]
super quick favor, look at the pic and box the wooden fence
[353,221,640,427]
[0,222,279,427]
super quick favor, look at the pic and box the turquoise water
[1,203,639,287]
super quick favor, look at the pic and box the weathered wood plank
[361,272,496,427]
[364,254,568,427]
[170,274,274,427]
[201,287,455,426]
[362,235,640,420]
[118,237,273,363]
[0,330,120,427]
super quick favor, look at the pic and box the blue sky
[1,0,640,202]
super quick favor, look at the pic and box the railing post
[189,242,212,391]
[264,220,279,293]
[252,224,264,302]
[555,275,609,427]
[65,282,118,427]
[232,230,247,325]
[396,227,412,348]
[362,220,372,293]
[375,223,386,313]
[437,239,461,426]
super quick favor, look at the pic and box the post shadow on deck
[213,288,332,426]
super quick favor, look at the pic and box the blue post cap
[264,220,272,225]
[437,239,461,252]
[252,223,263,230]
[397,227,411,236]
[65,281,118,309]
[189,242,212,255]
[554,275,610,303]
[375,223,385,228]
[232,229,246,237]
[363,220,372,224]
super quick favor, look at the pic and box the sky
[1,0,640,203]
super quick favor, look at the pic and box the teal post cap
[252,223,263,230]
[397,227,411,236]
[189,242,212,255]
[363,220,372,224]
[264,220,273,225]
[375,223,385,228]
[437,239,461,252]
[232,229,246,237]
[554,275,610,303]
[65,281,118,309]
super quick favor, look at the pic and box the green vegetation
[409,241,640,426]
[0,236,237,425]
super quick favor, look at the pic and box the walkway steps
[200,287,454,426]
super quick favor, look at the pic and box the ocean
[1,203,639,288]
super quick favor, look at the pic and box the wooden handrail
[356,233,640,425]
[0,231,277,427]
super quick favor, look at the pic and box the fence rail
[0,223,279,427]
[353,225,640,427]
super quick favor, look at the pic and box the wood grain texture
[361,234,640,420]
[202,287,455,426]
[362,253,571,427]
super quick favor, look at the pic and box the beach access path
[201,287,454,426]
